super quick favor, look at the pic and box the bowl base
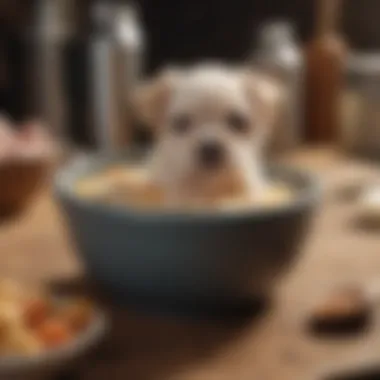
[102,290,271,321]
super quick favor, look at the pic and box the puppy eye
[171,114,192,134]
[226,112,250,133]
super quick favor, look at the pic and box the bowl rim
[0,309,108,372]
[54,150,321,223]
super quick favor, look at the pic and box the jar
[341,53,380,160]
[253,21,304,153]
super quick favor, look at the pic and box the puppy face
[135,64,281,202]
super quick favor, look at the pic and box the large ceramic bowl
[55,152,319,317]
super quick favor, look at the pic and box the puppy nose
[198,141,224,168]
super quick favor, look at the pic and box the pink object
[0,116,15,160]
[0,116,56,163]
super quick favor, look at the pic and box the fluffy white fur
[135,63,281,206]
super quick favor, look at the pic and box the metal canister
[32,0,76,145]
[89,0,144,153]
[253,21,304,153]
[341,53,380,160]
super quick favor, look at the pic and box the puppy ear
[133,68,181,130]
[243,70,283,133]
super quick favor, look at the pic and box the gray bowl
[55,152,319,317]
[0,311,108,380]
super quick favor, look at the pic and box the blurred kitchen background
[1,0,380,156]
[2,3,380,379]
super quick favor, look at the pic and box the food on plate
[36,318,73,348]
[0,279,95,357]
[59,299,94,332]
[308,286,371,336]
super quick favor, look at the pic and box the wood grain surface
[1,148,380,380]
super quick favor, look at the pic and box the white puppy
[135,63,281,207]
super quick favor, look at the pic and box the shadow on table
[50,277,270,380]
[350,217,380,234]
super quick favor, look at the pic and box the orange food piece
[23,298,51,328]
[36,319,73,348]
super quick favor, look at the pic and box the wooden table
[1,148,380,380]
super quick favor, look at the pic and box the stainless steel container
[89,1,144,153]
[33,0,75,145]
[253,21,304,153]
[32,0,144,152]
[341,53,380,159]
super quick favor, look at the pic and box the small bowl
[0,310,108,380]
[55,151,320,317]
[0,158,52,220]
